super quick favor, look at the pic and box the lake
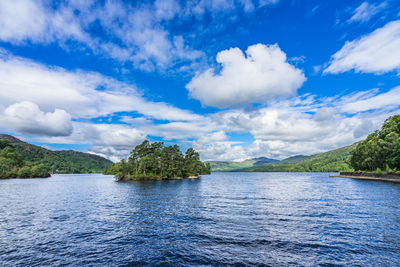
[1,172,400,266]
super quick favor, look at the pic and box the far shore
[117,175,200,182]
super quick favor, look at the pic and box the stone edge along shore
[330,172,400,183]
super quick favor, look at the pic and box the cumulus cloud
[0,0,48,43]
[3,101,72,136]
[35,122,146,162]
[196,131,228,145]
[186,44,306,107]
[122,116,216,141]
[340,87,400,113]
[0,0,91,45]
[18,85,400,162]
[0,0,284,73]
[191,86,400,161]
[0,0,279,73]
[193,141,249,161]
[0,50,206,160]
[0,50,200,121]
[348,1,387,23]
[324,20,400,74]
[0,0,202,72]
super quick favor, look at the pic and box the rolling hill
[209,157,278,171]
[209,143,356,172]
[0,134,112,174]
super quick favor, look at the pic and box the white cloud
[122,116,216,141]
[154,0,181,20]
[2,101,72,136]
[0,50,207,160]
[324,20,400,74]
[0,50,200,121]
[193,141,249,161]
[0,0,91,45]
[0,0,282,73]
[348,1,387,23]
[35,122,146,162]
[196,131,228,145]
[186,44,306,107]
[340,87,400,113]
[12,85,400,162]
[0,0,203,72]
[0,0,47,43]
[191,86,400,161]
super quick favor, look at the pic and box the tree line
[104,140,211,180]
[350,115,400,172]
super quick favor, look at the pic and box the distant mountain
[0,134,112,174]
[209,144,356,172]
[251,157,279,165]
[208,159,255,172]
[209,157,277,172]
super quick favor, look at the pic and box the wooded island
[104,140,211,181]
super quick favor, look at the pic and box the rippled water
[1,172,400,266]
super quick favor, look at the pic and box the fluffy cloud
[2,101,72,136]
[0,0,283,73]
[186,44,306,107]
[348,1,387,23]
[193,140,249,161]
[196,131,228,145]
[0,50,205,160]
[18,85,400,162]
[0,50,199,121]
[121,116,216,141]
[324,20,400,74]
[0,0,48,43]
[35,122,146,162]
[0,0,201,72]
[340,87,400,113]
[191,86,400,161]
[0,0,91,45]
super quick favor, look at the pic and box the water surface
[1,172,400,266]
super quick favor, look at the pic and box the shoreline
[330,172,400,183]
[117,175,200,181]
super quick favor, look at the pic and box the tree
[350,115,400,171]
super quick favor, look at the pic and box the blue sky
[0,0,400,162]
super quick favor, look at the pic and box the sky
[0,0,400,162]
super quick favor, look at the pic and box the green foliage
[209,157,280,172]
[209,159,258,172]
[0,142,51,178]
[0,134,113,175]
[104,140,211,180]
[350,115,400,171]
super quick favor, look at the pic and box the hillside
[209,144,356,172]
[209,157,278,171]
[0,134,112,174]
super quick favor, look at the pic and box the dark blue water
[1,172,400,266]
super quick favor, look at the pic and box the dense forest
[0,134,112,177]
[104,140,211,180]
[350,115,400,172]
[0,140,50,178]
